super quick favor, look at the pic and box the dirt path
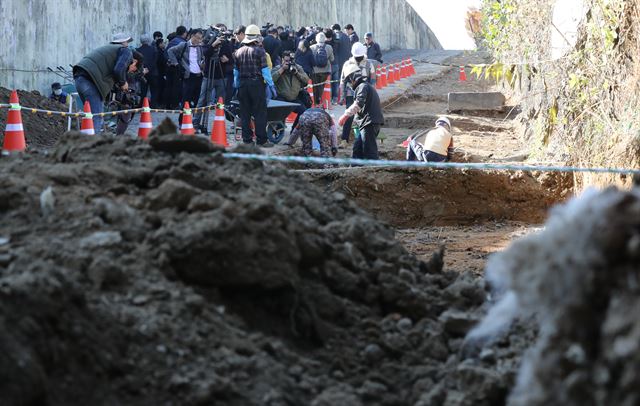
[306,51,573,275]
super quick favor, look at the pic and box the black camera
[112,89,141,108]
[203,26,233,46]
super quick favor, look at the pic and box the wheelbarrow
[229,99,301,144]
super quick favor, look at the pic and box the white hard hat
[436,117,451,128]
[111,33,133,44]
[351,42,367,57]
[342,63,361,80]
[243,24,261,44]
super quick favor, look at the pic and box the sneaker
[258,141,275,148]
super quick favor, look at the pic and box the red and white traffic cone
[2,90,26,153]
[409,59,416,76]
[394,63,401,82]
[459,66,467,82]
[307,80,315,108]
[80,101,95,136]
[375,68,383,90]
[181,102,195,135]
[322,75,332,110]
[387,65,396,85]
[379,65,388,88]
[211,97,229,147]
[137,97,152,140]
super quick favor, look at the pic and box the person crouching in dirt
[406,117,454,162]
[289,108,338,158]
[73,33,143,133]
[114,54,147,135]
[338,63,384,160]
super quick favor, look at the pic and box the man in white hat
[338,42,376,147]
[406,117,455,162]
[73,33,141,132]
[232,24,277,147]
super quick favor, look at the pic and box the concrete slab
[447,92,506,112]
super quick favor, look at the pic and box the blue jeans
[194,77,226,129]
[331,64,340,101]
[74,75,104,132]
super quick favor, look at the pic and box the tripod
[196,46,228,134]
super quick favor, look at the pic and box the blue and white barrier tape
[223,153,640,175]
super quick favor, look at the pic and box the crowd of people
[68,21,393,159]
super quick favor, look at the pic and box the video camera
[203,25,233,47]
[112,88,141,108]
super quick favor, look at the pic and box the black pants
[341,95,355,141]
[276,95,307,130]
[147,75,163,108]
[182,74,203,109]
[238,79,268,144]
[164,67,182,109]
[353,124,380,160]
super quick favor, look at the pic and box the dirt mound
[471,187,640,405]
[0,87,67,149]
[0,132,529,405]
[306,167,571,228]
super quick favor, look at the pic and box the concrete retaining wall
[0,0,441,93]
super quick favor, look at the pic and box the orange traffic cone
[400,61,406,79]
[409,59,416,76]
[459,66,467,82]
[394,63,401,82]
[138,97,153,140]
[387,65,395,85]
[375,68,383,90]
[286,112,297,124]
[307,80,315,107]
[402,135,412,148]
[322,75,332,110]
[2,90,26,153]
[181,102,195,135]
[211,97,229,147]
[80,101,95,135]
[379,66,388,88]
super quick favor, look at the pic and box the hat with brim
[242,35,261,44]
[111,33,133,44]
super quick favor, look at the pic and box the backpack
[313,44,329,67]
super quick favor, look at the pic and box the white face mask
[54,89,63,96]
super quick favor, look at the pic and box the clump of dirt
[471,187,640,405]
[0,132,527,405]
[0,87,67,149]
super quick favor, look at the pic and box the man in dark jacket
[137,34,158,105]
[168,30,205,111]
[263,27,282,66]
[345,24,360,46]
[364,32,383,65]
[332,24,351,100]
[165,26,188,108]
[73,33,142,132]
[338,63,384,159]
[49,82,68,104]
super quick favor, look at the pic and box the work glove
[338,114,349,127]
[266,85,278,100]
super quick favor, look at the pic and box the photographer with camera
[193,24,234,134]
[168,29,205,111]
[73,33,143,132]
[272,51,311,133]
[113,51,146,135]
